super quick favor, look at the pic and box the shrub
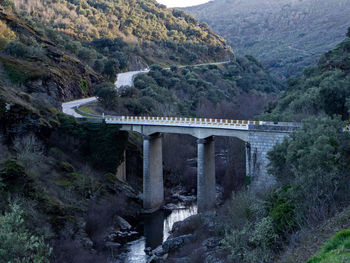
[4,41,28,57]
[268,116,350,226]
[0,159,27,193]
[0,202,52,263]
[268,192,297,236]
[13,135,44,171]
[79,78,89,96]
[4,65,27,84]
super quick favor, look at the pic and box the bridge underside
[112,123,298,213]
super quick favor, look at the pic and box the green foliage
[268,116,350,226]
[0,202,52,263]
[79,78,89,96]
[5,41,27,57]
[4,65,27,84]
[185,0,350,79]
[307,229,350,263]
[94,82,118,109]
[57,113,128,172]
[268,188,297,236]
[262,36,350,121]
[221,191,278,263]
[130,59,282,116]
[0,159,27,193]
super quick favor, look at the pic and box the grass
[307,229,350,263]
[277,207,350,263]
[79,103,99,115]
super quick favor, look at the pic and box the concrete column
[116,150,126,182]
[246,142,251,177]
[143,133,164,213]
[197,136,216,213]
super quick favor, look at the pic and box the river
[114,202,197,263]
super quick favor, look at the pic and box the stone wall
[247,124,300,189]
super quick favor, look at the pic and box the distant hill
[261,28,350,121]
[184,0,350,80]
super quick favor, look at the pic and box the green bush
[0,202,52,263]
[0,159,27,191]
[57,114,128,173]
[221,191,279,263]
[4,41,27,57]
[79,78,89,96]
[268,116,350,226]
[94,82,118,109]
[4,65,27,84]
[268,194,297,236]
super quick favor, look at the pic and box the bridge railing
[105,116,261,128]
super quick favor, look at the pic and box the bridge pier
[197,136,216,213]
[143,133,164,213]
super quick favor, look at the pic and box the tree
[94,82,118,109]
[103,59,119,80]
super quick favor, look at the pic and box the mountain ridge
[184,0,350,80]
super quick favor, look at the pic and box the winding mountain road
[62,61,231,117]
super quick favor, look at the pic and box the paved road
[115,69,149,89]
[62,97,97,118]
[114,61,231,90]
[62,61,231,117]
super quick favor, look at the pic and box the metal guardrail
[105,116,260,129]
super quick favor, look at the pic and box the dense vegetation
[184,0,350,80]
[116,58,282,118]
[219,30,350,263]
[8,0,232,69]
[261,32,350,121]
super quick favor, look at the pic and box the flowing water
[115,202,197,263]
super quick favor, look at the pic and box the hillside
[10,0,233,68]
[160,31,350,263]
[184,0,350,80]
[0,0,239,261]
[261,29,350,121]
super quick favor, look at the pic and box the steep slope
[11,0,233,67]
[261,29,350,121]
[0,4,139,262]
[158,30,350,263]
[184,0,350,80]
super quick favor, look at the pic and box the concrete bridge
[104,116,300,213]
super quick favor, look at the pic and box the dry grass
[277,206,350,263]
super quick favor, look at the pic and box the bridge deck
[106,116,263,130]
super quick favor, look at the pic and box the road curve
[62,97,97,118]
[62,61,231,117]
[115,69,149,89]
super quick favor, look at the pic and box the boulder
[162,234,195,253]
[114,215,132,230]
[170,214,202,238]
